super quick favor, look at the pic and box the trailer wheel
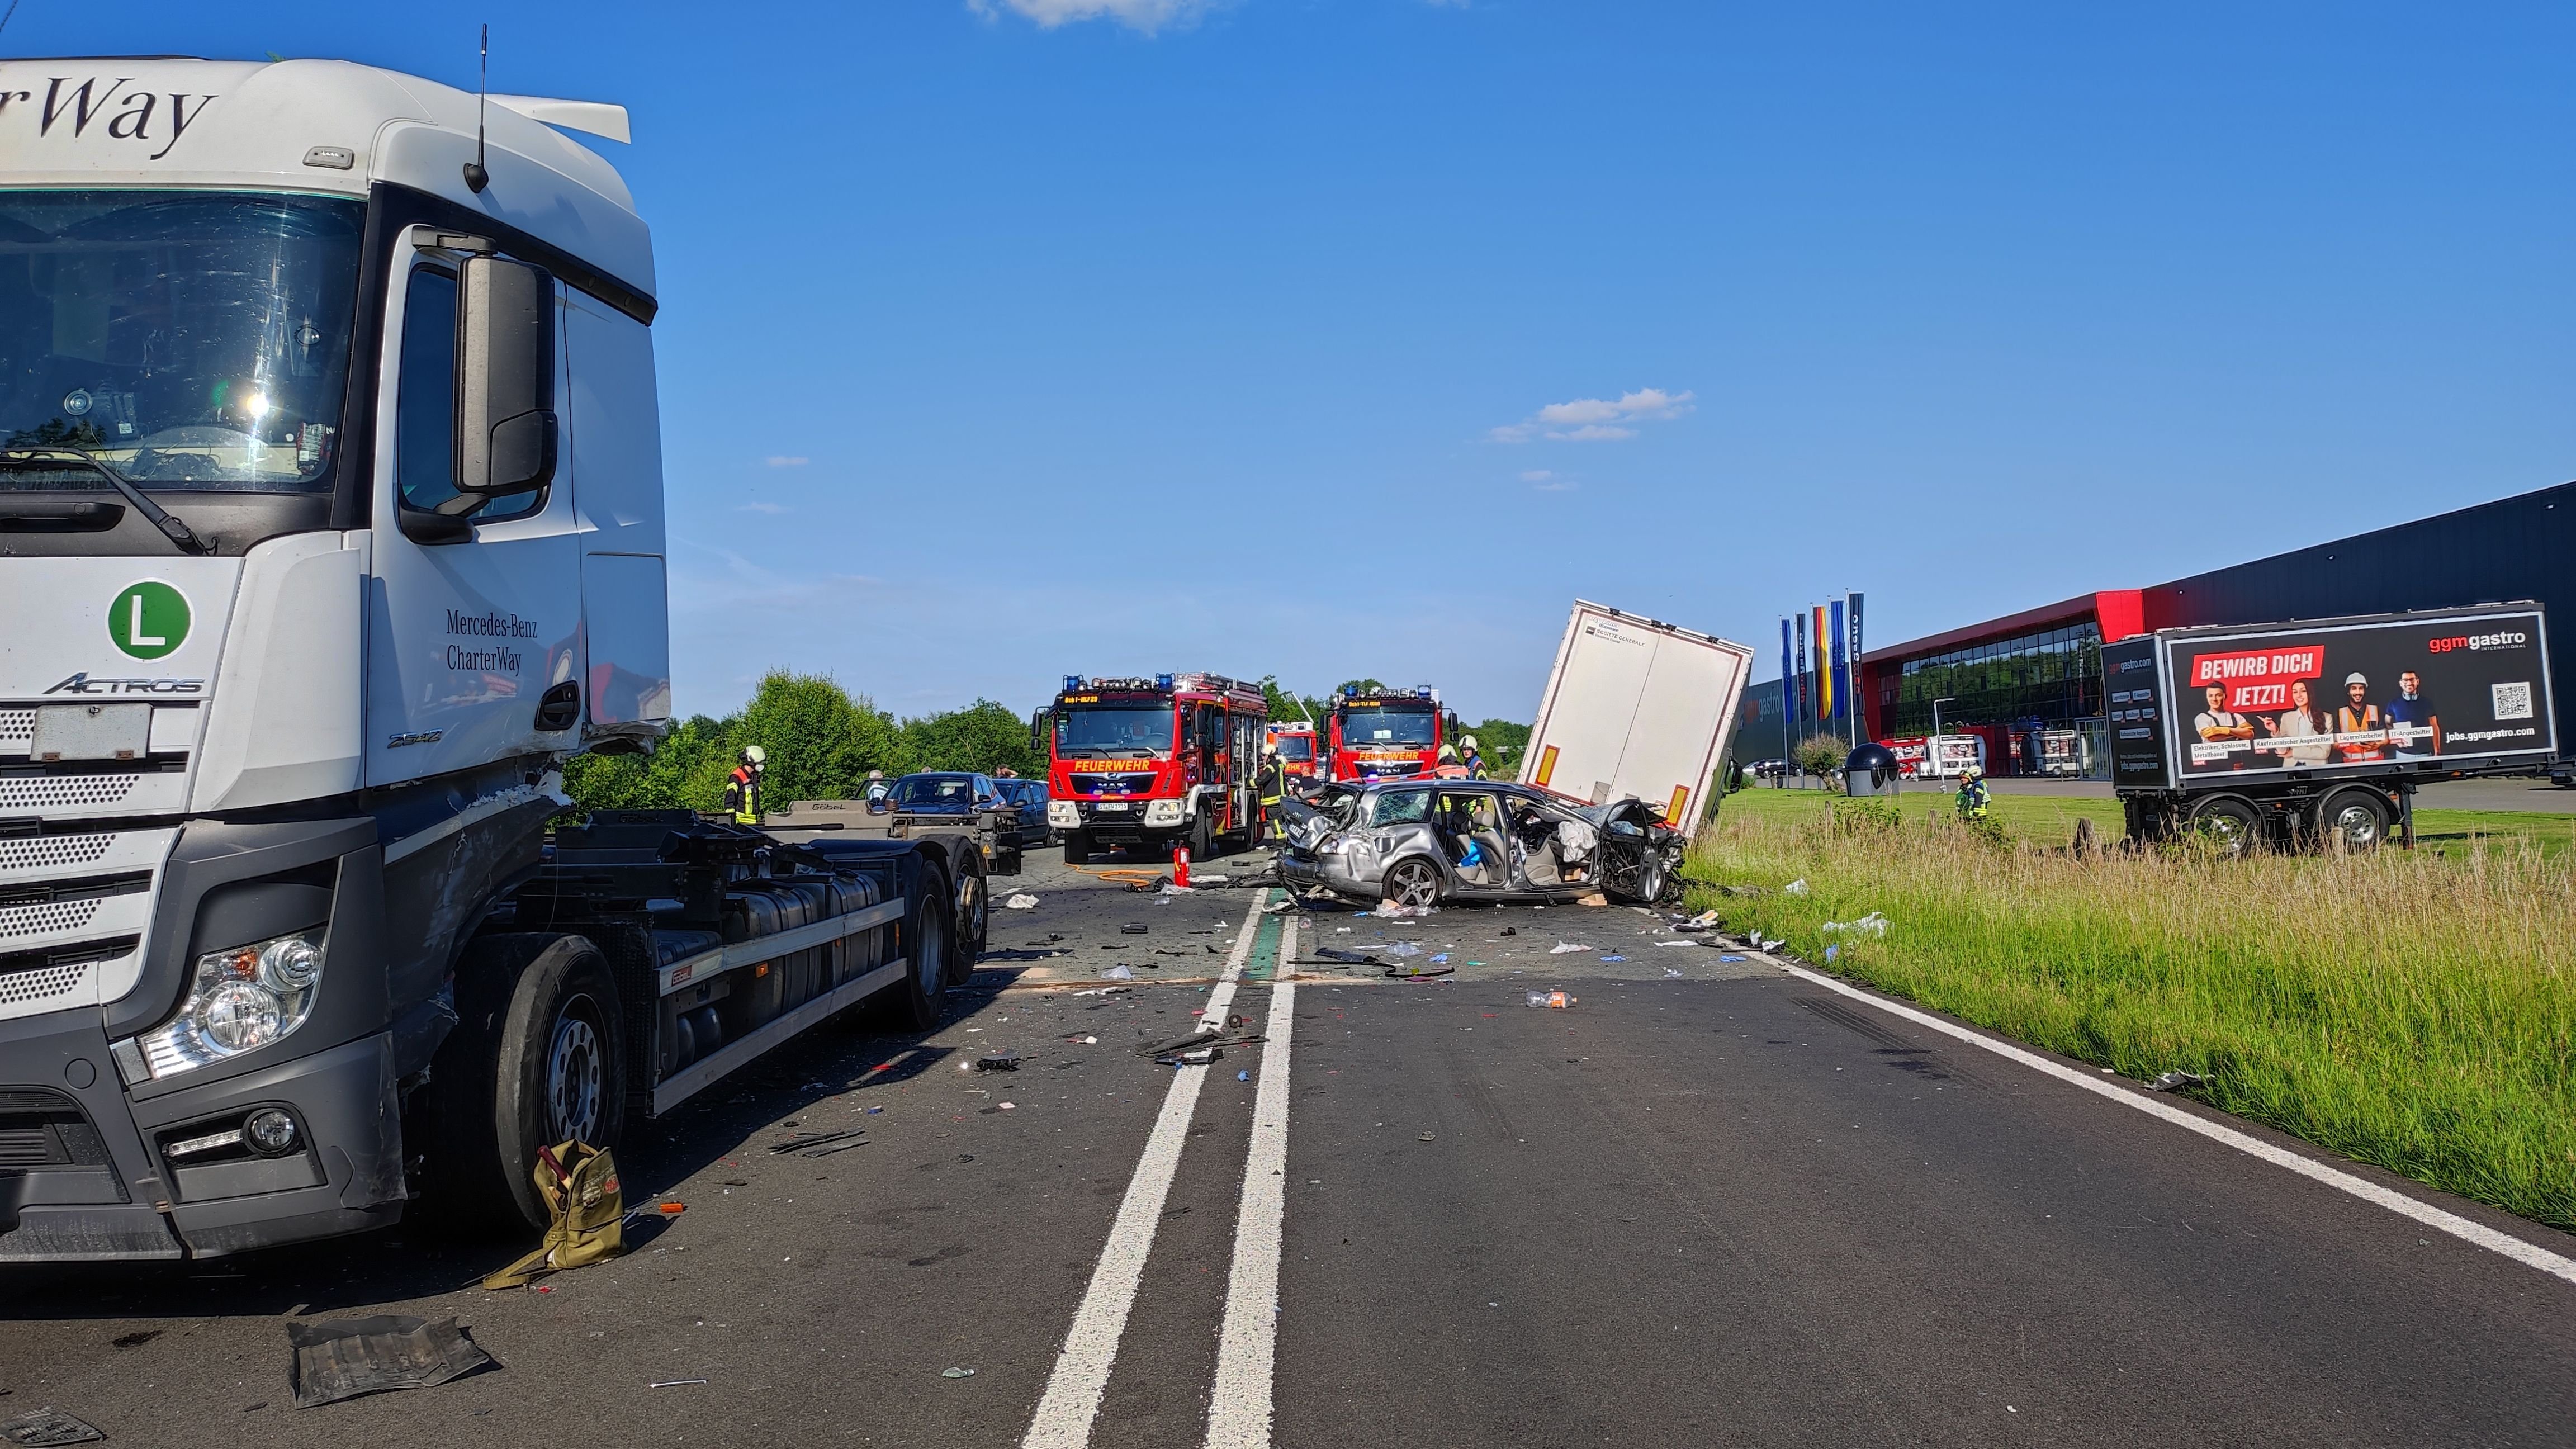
[2186,795,2262,858]
[418,934,626,1234]
[881,861,951,1033]
[1063,829,1093,865]
[2312,788,2390,853]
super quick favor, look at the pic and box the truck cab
[0,58,677,1260]
[1327,686,1452,782]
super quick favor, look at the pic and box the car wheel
[2312,787,2389,854]
[1383,856,1443,908]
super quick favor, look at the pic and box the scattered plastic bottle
[1525,989,1577,1010]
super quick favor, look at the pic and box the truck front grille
[0,709,30,749]
[0,773,140,812]
[0,832,117,874]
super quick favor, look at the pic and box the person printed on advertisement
[2193,684,2255,767]
[2260,676,2333,767]
[2385,669,2441,757]
[2336,672,2389,763]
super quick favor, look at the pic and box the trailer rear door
[1521,600,1754,827]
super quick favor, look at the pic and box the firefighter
[1432,743,1470,779]
[1257,742,1286,842]
[724,745,768,825]
[1459,733,1489,780]
[1954,764,1989,822]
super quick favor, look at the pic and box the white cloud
[1519,469,1554,482]
[765,456,809,468]
[738,501,790,515]
[1491,387,1695,444]
[968,0,1223,32]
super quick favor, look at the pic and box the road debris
[942,1368,977,1379]
[1820,912,1890,937]
[482,1141,624,1290]
[1784,879,1810,896]
[974,1053,1024,1072]
[1526,989,1578,1009]
[1121,924,1149,935]
[286,1315,494,1409]
[769,1128,871,1157]
[1548,941,1595,955]
[2148,1071,2209,1092]
[1003,893,1041,910]
[1101,964,1136,981]
[1,1408,105,1446]
[649,1379,709,1388]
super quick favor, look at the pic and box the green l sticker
[109,581,190,660]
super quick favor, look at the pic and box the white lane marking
[1206,916,1296,1448]
[1770,958,2576,1289]
[1019,891,1274,1449]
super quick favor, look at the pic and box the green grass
[1688,792,2576,1232]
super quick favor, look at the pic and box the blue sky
[26,2,2576,721]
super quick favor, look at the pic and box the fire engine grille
[0,832,117,874]
[0,774,139,811]
[1071,774,1159,796]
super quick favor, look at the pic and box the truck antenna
[462,23,490,193]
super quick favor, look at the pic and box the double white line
[1021,897,1301,1449]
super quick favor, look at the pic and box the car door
[1431,788,1513,894]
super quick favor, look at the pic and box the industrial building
[1742,480,2576,778]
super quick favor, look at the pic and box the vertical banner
[1813,604,1832,728]
[1848,591,1865,742]
[1794,610,1810,733]
[1828,599,1847,731]
[1779,616,1794,754]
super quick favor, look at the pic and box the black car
[991,778,1055,849]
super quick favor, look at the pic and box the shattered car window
[1367,789,1432,826]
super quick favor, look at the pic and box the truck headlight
[1048,800,1078,827]
[132,930,327,1078]
[1144,798,1185,827]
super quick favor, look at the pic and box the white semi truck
[0,58,981,1261]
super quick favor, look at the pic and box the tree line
[565,670,1532,814]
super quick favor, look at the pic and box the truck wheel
[2187,795,2262,858]
[1063,830,1093,865]
[949,858,987,986]
[1383,856,1443,908]
[880,861,951,1033]
[1189,809,1215,866]
[2313,788,2390,853]
[419,934,626,1234]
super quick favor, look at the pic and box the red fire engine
[1327,686,1459,782]
[1264,722,1320,782]
[1040,673,1270,864]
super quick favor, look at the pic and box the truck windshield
[1339,708,1436,747]
[1056,706,1174,757]
[1273,735,1313,762]
[0,190,364,493]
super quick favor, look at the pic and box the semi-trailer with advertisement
[0,59,972,1261]
[2103,603,2558,852]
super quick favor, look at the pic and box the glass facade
[1888,619,2104,738]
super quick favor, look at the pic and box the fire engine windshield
[0,191,365,494]
[1273,734,1314,762]
[1339,707,1436,747]
[1056,705,1175,758]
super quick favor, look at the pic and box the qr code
[2493,681,2534,721]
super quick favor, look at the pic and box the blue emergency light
[1063,675,1083,692]
[1154,673,1175,690]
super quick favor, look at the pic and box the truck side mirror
[456,255,558,498]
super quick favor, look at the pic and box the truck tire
[418,933,627,1234]
[2312,787,2390,853]
[1188,809,1215,866]
[1063,830,1093,865]
[949,855,987,986]
[2186,795,2262,858]
[880,861,952,1033]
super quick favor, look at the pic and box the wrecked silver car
[1276,779,1684,907]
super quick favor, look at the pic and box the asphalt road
[4,843,2573,1446]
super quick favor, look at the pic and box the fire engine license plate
[1095,802,1130,812]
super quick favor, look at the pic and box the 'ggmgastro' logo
[108,581,190,660]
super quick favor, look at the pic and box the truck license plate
[1095,802,1130,812]
[32,703,151,762]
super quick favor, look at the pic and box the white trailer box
[1521,601,1756,828]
